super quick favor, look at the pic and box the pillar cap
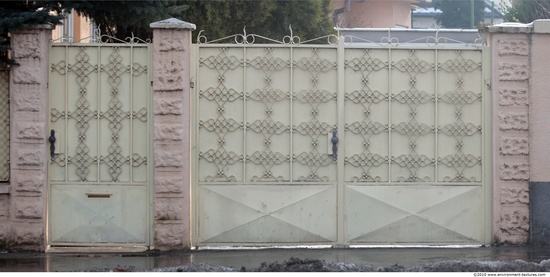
[150,18,196,30]
[533,19,550,34]
[487,22,533,34]
[13,24,55,31]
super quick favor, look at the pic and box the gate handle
[49,129,56,160]
[330,129,338,159]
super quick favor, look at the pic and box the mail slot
[86,193,112,198]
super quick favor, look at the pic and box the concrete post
[526,20,550,246]
[488,20,550,245]
[150,18,195,250]
[488,23,531,245]
[6,25,53,251]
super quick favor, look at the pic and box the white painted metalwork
[193,29,491,247]
[48,41,152,246]
[0,70,8,182]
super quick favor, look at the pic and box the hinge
[190,77,195,89]
[150,80,153,87]
[486,79,491,91]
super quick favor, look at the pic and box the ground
[86,257,550,272]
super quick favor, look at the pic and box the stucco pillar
[150,18,195,250]
[488,23,531,245]
[526,20,550,245]
[6,25,52,251]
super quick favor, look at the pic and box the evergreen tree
[434,0,485,28]
[504,0,550,23]
[61,0,189,41]
[0,1,64,66]
[0,0,334,66]
[0,0,187,64]
[180,0,334,43]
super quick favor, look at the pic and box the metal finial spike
[289,25,293,38]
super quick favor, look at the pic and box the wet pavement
[2,246,550,272]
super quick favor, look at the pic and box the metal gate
[48,43,152,247]
[193,33,491,246]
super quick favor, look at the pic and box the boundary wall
[1,18,550,250]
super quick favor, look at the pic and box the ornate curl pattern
[199,47,247,181]
[197,44,484,184]
[50,45,149,182]
[343,48,482,183]
[66,48,97,181]
[344,49,390,182]
[436,50,483,182]
[197,26,339,45]
[244,48,292,181]
[292,48,337,182]
[389,50,437,182]
[98,48,133,182]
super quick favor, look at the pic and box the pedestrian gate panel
[193,35,491,246]
[48,44,152,246]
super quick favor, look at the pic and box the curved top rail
[341,28,486,48]
[197,25,339,45]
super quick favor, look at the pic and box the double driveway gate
[193,35,491,246]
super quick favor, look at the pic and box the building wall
[52,12,93,43]
[334,0,415,28]
[412,16,504,29]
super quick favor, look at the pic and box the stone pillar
[488,20,550,245]
[526,20,550,245]
[488,23,531,245]
[6,25,52,251]
[150,18,195,250]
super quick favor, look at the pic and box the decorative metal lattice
[343,48,483,183]
[198,46,337,183]
[0,71,9,181]
[293,48,337,182]
[246,47,291,182]
[50,45,149,182]
[391,49,436,182]
[344,49,389,182]
[199,47,244,182]
[197,30,484,185]
[67,47,97,181]
[437,50,482,182]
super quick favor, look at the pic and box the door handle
[49,129,56,160]
[330,129,338,159]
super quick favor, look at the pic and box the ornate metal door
[193,35,490,246]
[342,46,489,244]
[195,45,339,245]
[48,44,151,246]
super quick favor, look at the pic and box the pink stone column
[490,24,532,244]
[8,25,52,251]
[150,18,195,250]
[525,20,550,245]
[489,20,550,245]
[488,24,531,245]
[528,20,550,183]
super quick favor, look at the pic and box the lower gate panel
[345,185,484,244]
[49,184,148,245]
[197,184,337,244]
